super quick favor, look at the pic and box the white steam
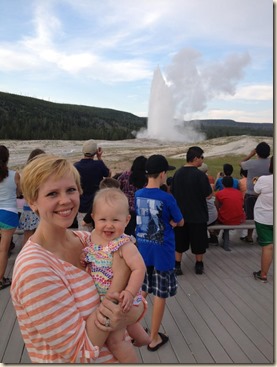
[136,48,251,142]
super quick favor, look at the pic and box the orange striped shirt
[11,231,117,363]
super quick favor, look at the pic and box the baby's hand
[80,252,87,268]
[119,290,134,312]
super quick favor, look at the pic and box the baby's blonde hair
[21,154,82,204]
[92,187,129,215]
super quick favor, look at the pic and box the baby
[81,188,150,363]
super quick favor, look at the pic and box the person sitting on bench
[212,177,246,241]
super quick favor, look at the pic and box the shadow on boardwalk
[0,230,274,364]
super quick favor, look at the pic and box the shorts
[244,194,257,220]
[174,222,208,254]
[18,209,40,231]
[142,266,177,298]
[0,209,19,229]
[255,222,273,246]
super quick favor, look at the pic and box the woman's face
[31,172,80,229]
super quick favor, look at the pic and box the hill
[189,119,273,139]
[0,92,146,140]
[0,92,273,140]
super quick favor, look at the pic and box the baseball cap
[82,140,98,156]
[198,163,208,173]
[145,154,175,174]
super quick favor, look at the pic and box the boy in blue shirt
[135,154,184,352]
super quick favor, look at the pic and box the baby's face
[93,200,130,241]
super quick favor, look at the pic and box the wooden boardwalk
[0,230,274,364]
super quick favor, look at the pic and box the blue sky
[0,0,273,123]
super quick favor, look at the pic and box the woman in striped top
[11,155,144,363]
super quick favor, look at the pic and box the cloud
[0,0,272,124]
[221,85,273,101]
[0,1,153,81]
[192,108,273,123]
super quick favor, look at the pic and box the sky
[0,0,273,124]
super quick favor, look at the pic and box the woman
[18,148,45,244]
[0,145,21,290]
[117,156,147,236]
[253,156,273,283]
[11,155,145,363]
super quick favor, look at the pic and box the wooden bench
[208,220,256,251]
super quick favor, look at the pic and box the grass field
[168,154,244,180]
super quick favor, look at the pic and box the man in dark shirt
[74,139,110,230]
[171,146,212,275]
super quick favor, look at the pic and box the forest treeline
[0,92,273,140]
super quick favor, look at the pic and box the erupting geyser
[136,48,251,143]
[147,67,174,139]
[136,66,205,142]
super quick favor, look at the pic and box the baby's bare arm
[108,250,131,295]
[107,242,146,311]
[119,243,146,301]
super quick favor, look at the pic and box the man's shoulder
[241,159,260,169]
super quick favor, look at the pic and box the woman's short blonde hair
[92,187,129,215]
[21,154,82,204]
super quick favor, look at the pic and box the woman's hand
[95,292,143,332]
[80,252,87,268]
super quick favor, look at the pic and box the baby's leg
[86,310,109,349]
[106,329,138,363]
[127,322,151,347]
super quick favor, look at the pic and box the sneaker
[240,236,254,243]
[195,261,204,274]
[175,267,183,276]
[253,270,267,283]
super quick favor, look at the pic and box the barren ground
[1,135,273,176]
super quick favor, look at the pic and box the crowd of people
[0,139,272,362]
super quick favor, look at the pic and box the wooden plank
[177,273,251,363]
[189,262,273,362]
[0,298,17,361]
[2,319,25,363]
[174,275,233,363]
[166,295,214,363]
[205,248,273,313]
[21,347,31,363]
[0,286,10,321]
[180,271,271,363]
[1,228,274,364]
[158,298,197,363]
